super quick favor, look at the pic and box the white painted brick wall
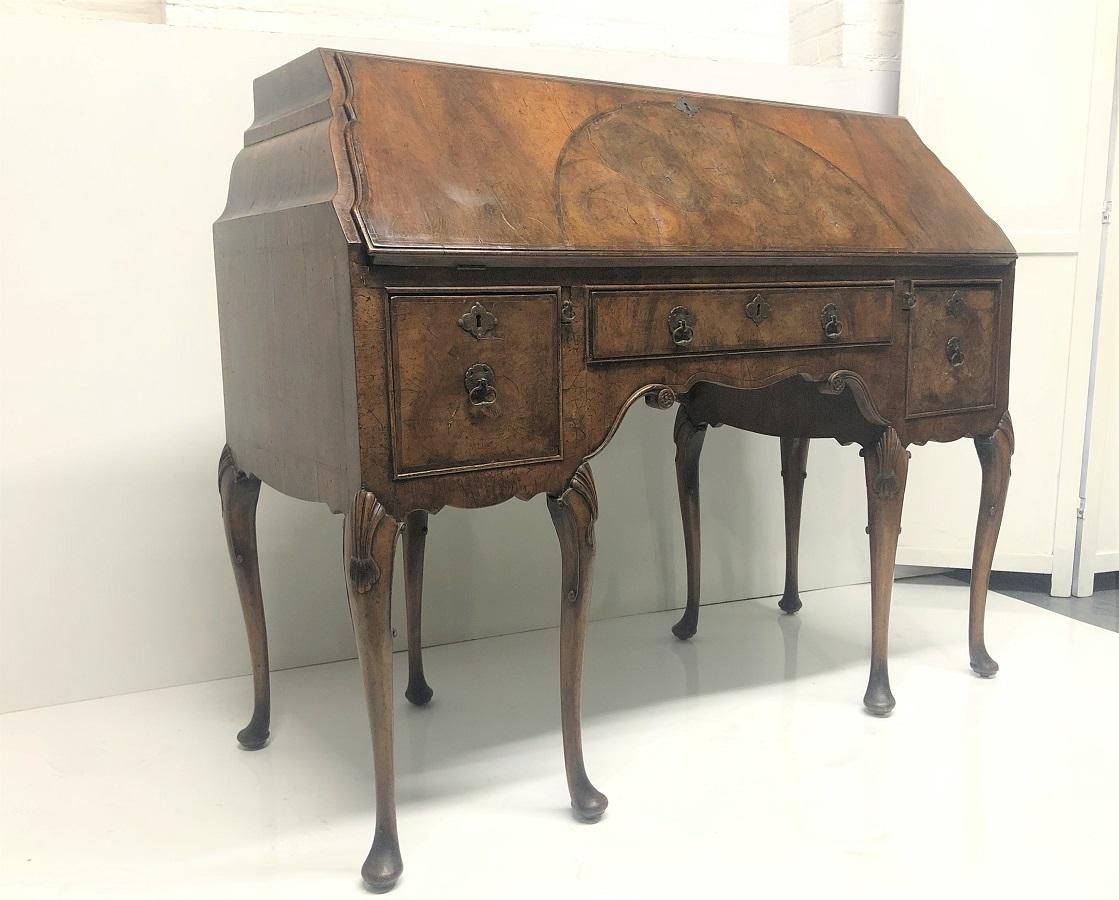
[789,0,902,70]
[0,1,902,70]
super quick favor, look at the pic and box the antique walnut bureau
[214,49,1015,890]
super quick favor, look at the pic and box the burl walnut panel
[214,49,1017,892]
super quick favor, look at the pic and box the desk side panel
[214,203,360,512]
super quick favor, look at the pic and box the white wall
[0,0,904,70]
[0,15,900,713]
[896,0,1116,590]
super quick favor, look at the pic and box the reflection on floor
[937,568,1119,633]
[3,580,1117,899]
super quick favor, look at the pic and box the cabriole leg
[403,510,434,705]
[970,412,1014,677]
[218,445,270,750]
[548,464,608,821]
[779,436,810,614]
[860,428,909,716]
[345,491,404,891]
[671,407,708,640]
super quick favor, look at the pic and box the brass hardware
[559,299,575,324]
[820,303,843,342]
[644,387,676,410]
[457,302,497,339]
[901,290,916,310]
[946,337,965,368]
[673,97,699,117]
[744,294,771,326]
[945,290,965,318]
[668,306,695,347]
[464,363,497,406]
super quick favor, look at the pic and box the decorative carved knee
[548,463,608,821]
[345,491,404,891]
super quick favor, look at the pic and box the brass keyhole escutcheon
[820,303,843,342]
[744,294,771,326]
[945,290,965,318]
[457,302,497,339]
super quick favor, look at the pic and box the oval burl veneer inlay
[554,102,905,251]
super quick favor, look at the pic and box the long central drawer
[588,282,895,361]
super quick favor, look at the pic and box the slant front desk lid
[235,49,1014,264]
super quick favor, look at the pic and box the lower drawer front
[389,292,562,477]
[589,283,894,360]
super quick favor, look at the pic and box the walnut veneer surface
[214,49,1016,891]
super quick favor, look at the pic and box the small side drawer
[388,291,562,477]
[906,282,1000,418]
[588,283,894,361]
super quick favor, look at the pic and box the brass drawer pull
[820,303,843,342]
[464,363,497,406]
[668,306,695,347]
[744,294,771,326]
[946,337,965,368]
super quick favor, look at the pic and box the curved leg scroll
[970,412,1013,677]
[548,464,609,821]
[860,428,908,716]
[671,407,708,640]
[218,445,270,751]
[345,492,404,891]
[403,510,434,706]
[779,436,810,614]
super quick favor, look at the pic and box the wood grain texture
[347,262,1014,520]
[860,427,909,716]
[333,51,1013,259]
[213,51,1019,889]
[389,292,562,476]
[344,491,404,891]
[589,283,893,360]
[907,282,1000,417]
[547,463,608,820]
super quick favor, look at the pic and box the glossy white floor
[3,580,1118,900]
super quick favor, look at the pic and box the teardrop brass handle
[946,337,965,368]
[464,363,497,406]
[668,306,695,347]
[820,303,843,342]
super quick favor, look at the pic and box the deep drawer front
[906,282,1000,418]
[589,283,894,360]
[389,292,562,477]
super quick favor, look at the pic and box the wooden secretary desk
[214,49,1015,890]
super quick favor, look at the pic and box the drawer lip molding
[586,280,896,363]
[385,289,564,479]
